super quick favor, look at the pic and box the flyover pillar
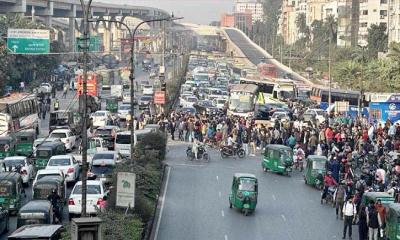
[35,1,54,28]
[67,5,76,51]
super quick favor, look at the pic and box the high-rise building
[358,0,388,46]
[278,0,299,44]
[388,0,400,43]
[234,10,253,34]
[306,0,330,26]
[235,0,264,23]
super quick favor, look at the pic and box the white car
[122,91,131,103]
[3,156,35,186]
[270,111,291,122]
[91,111,113,128]
[142,85,154,95]
[45,155,80,183]
[39,83,52,94]
[49,129,76,151]
[180,95,198,108]
[118,103,131,120]
[304,109,327,124]
[68,180,108,218]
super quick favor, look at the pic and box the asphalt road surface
[154,140,358,240]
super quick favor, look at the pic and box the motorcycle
[294,156,304,171]
[220,144,245,159]
[186,144,209,162]
[322,185,336,206]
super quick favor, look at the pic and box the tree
[295,13,310,49]
[262,0,282,54]
[367,24,388,57]
[333,60,361,88]
[388,42,400,61]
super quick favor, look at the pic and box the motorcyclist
[294,144,305,171]
[48,189,62,223]
[192,138,199,160]
[321,171,338,204]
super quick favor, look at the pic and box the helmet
[327,171,332,175]
[52,189,57,194]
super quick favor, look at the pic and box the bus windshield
[229,96,254,112]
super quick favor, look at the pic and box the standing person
[62,84,68,98]
[342,197,357,239]
[53,99,60,111]
[358,206,368,240]
[41,103,47,120]
[374,200,386,238]
[169,119,176,140]
[250,128,257,156]
[366,204,381,240]
[334,181,347,219]
[241,128,249,156]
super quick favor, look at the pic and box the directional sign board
[7,29,50,54]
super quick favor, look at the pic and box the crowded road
[155,141,353,240]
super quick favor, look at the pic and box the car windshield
[238,178,256,191]
[37,174,60,181]
[119,105,130,110]
[229,99,253,112]
[96,129,111,135]
[187,97,197,102]
[4,159,25,167]
[48,158,70,166]
[36,150,51,158]
[50,132,66,138]
[312,161,326,170]
[93,112,106,117]
[116,134,130,144]
[93,153,114,160]
[73,185,101,194]
[0,182,12,196]
[91,165,114,175]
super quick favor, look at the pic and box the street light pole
[79,0,93,217]
[358,45,366,117]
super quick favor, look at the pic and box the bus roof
[230,84,258,93]
[240,78,276,85]
[0,93,36,105]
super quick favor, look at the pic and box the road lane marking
[154,167,171,240]
[224,234,228,240]
[281,214,287,222]
[216,175,219,181]
[221,210,225,217]
[219,191,222,198]
[272,194,276,200]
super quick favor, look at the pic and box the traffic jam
[0,57,159,238]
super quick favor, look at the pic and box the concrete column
[69,18,76,51]
[35,1,53,27]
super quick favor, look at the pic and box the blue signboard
[369,102,400,123]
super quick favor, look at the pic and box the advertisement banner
[116,172,136,208]
[369,102,400,123]
[154,91,166,104]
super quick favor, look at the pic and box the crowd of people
[142,101,400,240]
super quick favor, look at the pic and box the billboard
[369,102,400,124]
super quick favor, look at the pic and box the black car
[193,100,220,115]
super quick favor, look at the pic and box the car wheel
[237,149,245,158]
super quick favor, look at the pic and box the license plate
[243,204,249,208]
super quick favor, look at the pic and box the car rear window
[93,153,114,160]
[50,132,67,139]
[48,158,70,166]
[116,134,130,144]
[73,185,101,195]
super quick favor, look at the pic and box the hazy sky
[95,0,235,24]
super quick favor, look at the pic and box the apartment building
[358,0,388,46]
[221,13,235,27]
[235,0,264,23]
[388,0,400,43]
[306,0,330,25]
[278,0,299,44]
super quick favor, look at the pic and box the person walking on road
[367,204,381,240]
[62,84,68,98]
[342,196,357,239]
[53,99,60,111]
[334,181,347,219]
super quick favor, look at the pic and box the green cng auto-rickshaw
[34,142,66,170]
[304,155,327,189]
[105,97,118,113]
[262,144,293,176]
[229,173,258,216]
[0,172,24,214]
[361,192,395,206]
[386,203,400,240]
[15,130,37,157]
[0,136,16,159]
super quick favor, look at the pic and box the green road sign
[76,36,101,52]
[7,29,50,54]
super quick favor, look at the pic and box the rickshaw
[304,155,327,189]
[34,142,66,170]
[386,203,400,240]
[361,192,395,206]
[262,144,293,176]
[15,130,37,157]
[105,97,118,113]
[0,136,16,159]
[33,175,66,205]
[0,172,24,214]
[229,173,258,216]
[16,200,53,228]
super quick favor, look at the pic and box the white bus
[272,79,296,101]
[227,84,259,118]
[0,93,39,136]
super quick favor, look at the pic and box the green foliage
[367,24,388,57]
[97,210,143,240]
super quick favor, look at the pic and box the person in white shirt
[342,197,357,239]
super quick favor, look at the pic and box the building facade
[358,0,388,46]
[234,10,253,33]
[221,13,235,27]
[278,0,299,44]
[235,0,264,23]
[388,0,400,43]
[306,0,330,25]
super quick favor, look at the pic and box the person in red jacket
[321,171,338,203]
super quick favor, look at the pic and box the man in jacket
[334,181,347,219]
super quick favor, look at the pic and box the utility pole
[79,0,93,217]
[358,45,366,117]
[328,34,332,111]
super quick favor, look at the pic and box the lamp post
[91,16,182,165]
[358,44,367,117]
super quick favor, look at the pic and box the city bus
[272,79,296,101]
[310,86,362,111]
[227,84,259,118]
[0,93,39,136]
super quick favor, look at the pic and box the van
[114,129,152,157]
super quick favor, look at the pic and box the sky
[95,0,235,24]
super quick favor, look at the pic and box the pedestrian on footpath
[342,196,357,239]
